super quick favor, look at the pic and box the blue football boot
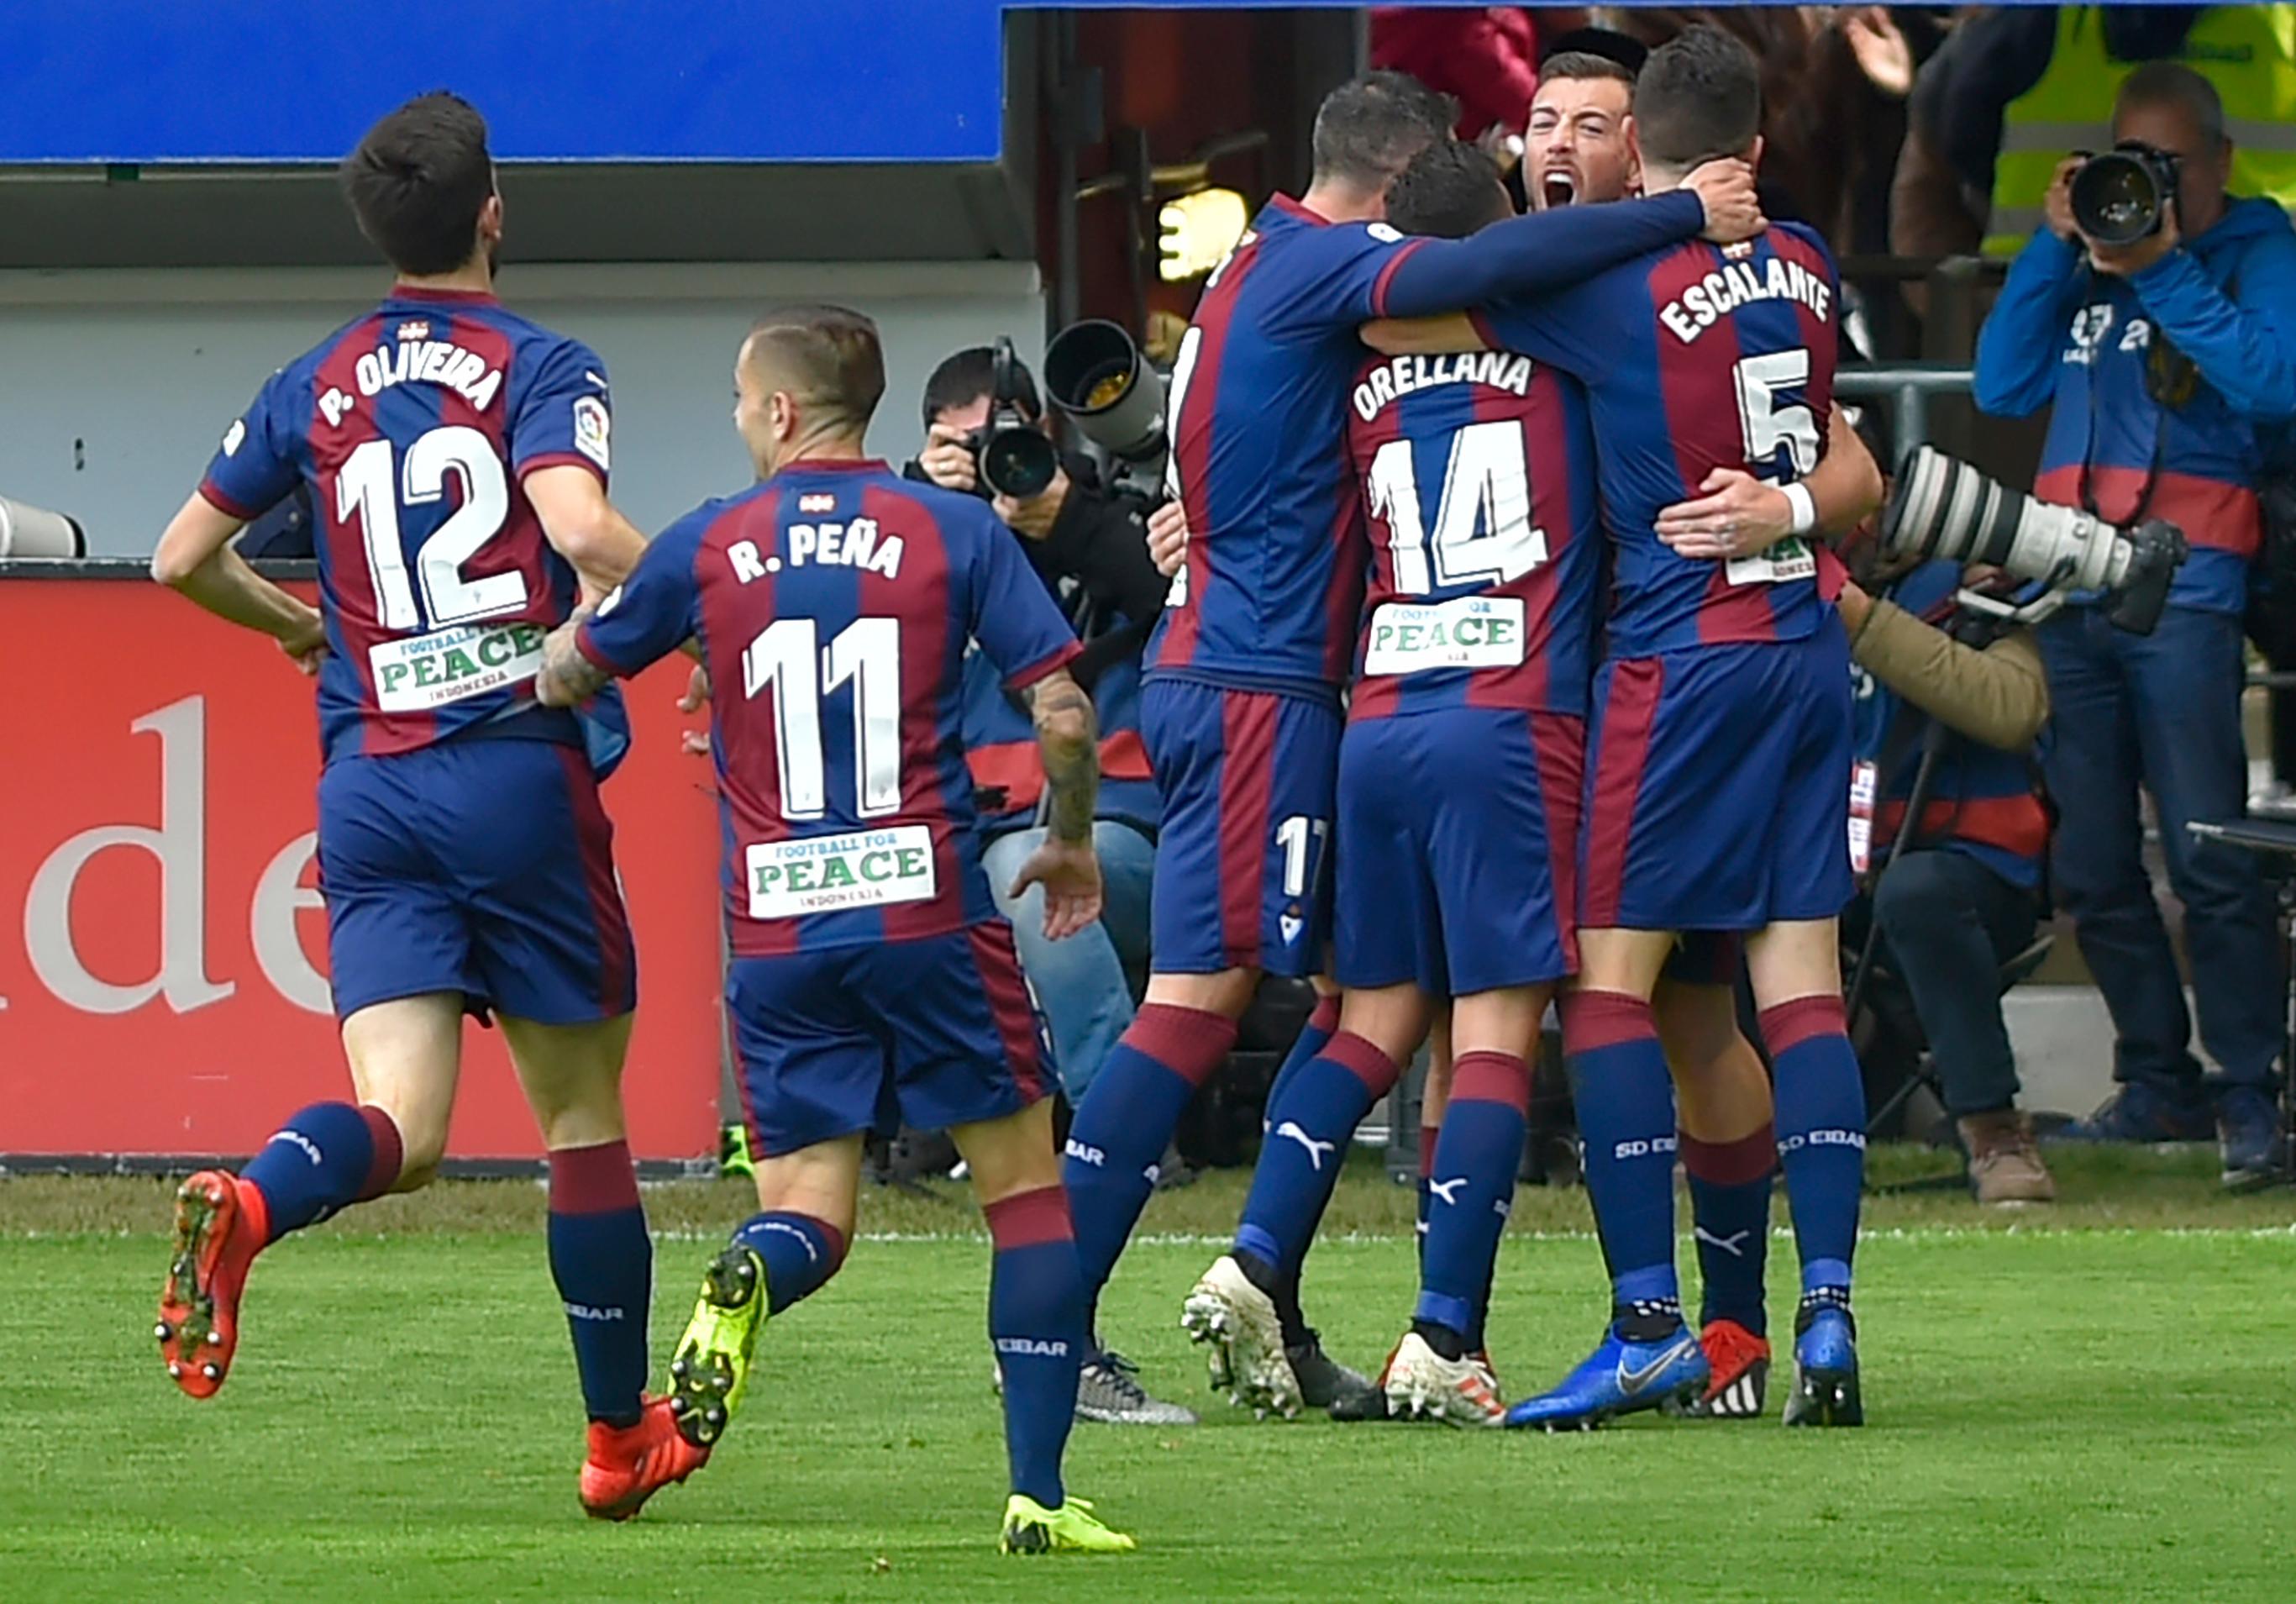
[1782,1302,1863,1428]
[1501,1326,1707,1431]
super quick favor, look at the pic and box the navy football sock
[1233,1032,1400,1276]
[733,1211,849,1315]
[547,1141,652,1428]
[1561,991,1682,1338]
[1266,991,1342,1116]
[985,1186,1087,1507]
[1414,1052,1528,1346]
[1683,1123,1774,1336]
[239,1102,402,1243]
[1763,996,1865,1300]
[1063,1005,1237,1323]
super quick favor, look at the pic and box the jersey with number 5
[1473,224,1839,657]
[197,287,614,765]
[574,461,1080,958]
[1343,347,1600,719]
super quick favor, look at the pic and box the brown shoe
[1959,1109,2057,1205]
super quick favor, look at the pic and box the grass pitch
[3,1154,2292,1602]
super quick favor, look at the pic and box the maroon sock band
[1306,991,1342,1037]
[1680,1123,1778,1186]
[1450,1051,1532,1116]
[1419,1123,1441,1181]
[547,1139,640,1214]
[985,1185,1074,1249]
[1321,1030,1403,1097]
[1124,1002,1242,1090]
[354,1105,405,1202]
[1758,994,1848,1057]
[1559,989,1657,1055]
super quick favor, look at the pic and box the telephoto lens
[2070,142,2181,247]
[0,495,88,558]
[1881,446,2188,634]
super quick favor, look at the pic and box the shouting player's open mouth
[1539,168,1580,210]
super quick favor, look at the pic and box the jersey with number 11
[1474,224,1842,657]
[198,288,614,765]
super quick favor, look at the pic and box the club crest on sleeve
[573,396,611,471]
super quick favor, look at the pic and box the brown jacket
[1846,595,2050,752]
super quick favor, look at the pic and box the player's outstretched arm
[1006,667,1103,940]
[1656,405,1884,560]
[1374,159,1759,321]
[150,492,326,673]
[526,465,650,605]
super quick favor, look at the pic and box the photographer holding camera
[912,344,1168,1106]
[1973,63,2296,1181]
[1840,546,2057,1204]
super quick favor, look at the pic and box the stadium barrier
[0,563,726,1170]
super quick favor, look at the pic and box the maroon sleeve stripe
[518,450,607,486]
[1369,237,1429,317]
[1001,637,1083,692]
[196,480,263,522]
[573,621,629,676]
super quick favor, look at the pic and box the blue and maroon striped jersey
[1476,223,1842,658]
[1150,197,1423,694]
[1342,348,1600,719]
[576,461,1080,958]
[198,287,612,765]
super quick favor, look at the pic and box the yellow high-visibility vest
[1984,3,2296,256]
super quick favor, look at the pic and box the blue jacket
[1973,196,2296,615]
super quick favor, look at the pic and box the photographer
[1841,550,2056,1204]
[1973,63,2296,1181]
[912,345,1167,1106]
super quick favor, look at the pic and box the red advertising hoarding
[0,575,724,1161]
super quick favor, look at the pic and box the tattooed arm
[1004,666,1104,939]
[535,607,615,708]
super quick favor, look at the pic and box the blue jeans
[1868,849,2039,1118]
[2038,604,2281,1091]
[982,820,1156,1101]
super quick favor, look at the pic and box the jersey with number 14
[1474,223,1840,658]
[1343,348,1600,718]
[197,287,613,766]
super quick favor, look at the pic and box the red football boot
[1687,1318,1772,1419]
[155,1170,267,1400]
[580,1397,711,1521]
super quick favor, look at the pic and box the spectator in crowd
[1893,5,2296,264]
[911,347,1166,1104]
[1839,548,2056,1205]
[1973,64,2296,1184]
[1369,7,1569,145]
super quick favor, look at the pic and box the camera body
[965,337,1060,501]
[2071,140,2183,247]
[1882,446,2189,634]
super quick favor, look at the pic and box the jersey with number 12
[1474,223,1841,657]
[574,462,1080,958]
[198,287,615,765]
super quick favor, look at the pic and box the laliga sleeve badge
[221,418,246,457]
[573,395,611,472]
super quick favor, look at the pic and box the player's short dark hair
[339,92,497,277]
[920,346,1042,430]
[746,304,887,434]
[2116,60,2227,150]
[1385,141,1515,240]
[1537,50,1637,92]
[1539,26,1649,76]
[1631,25,1763,171]
[1311,71,1458,192]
